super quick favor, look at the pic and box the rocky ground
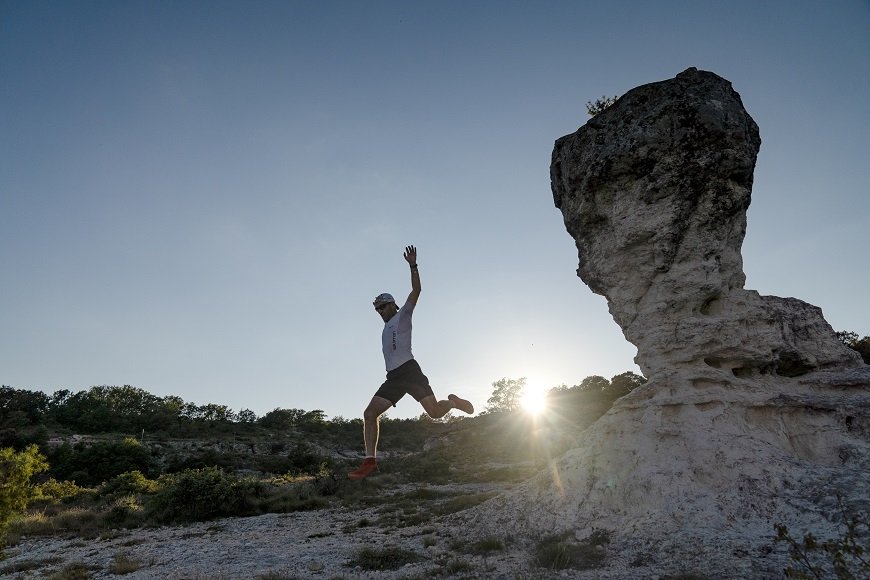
[0,480,632,580]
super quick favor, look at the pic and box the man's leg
[349,396,392,481]
[363,396,393,457]
[419,394,474,419]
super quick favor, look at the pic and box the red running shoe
[348,457,378,480]
[448,394,474,414]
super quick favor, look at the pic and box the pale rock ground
[2,482,580,579]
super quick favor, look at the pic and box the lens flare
[520,383,548,416]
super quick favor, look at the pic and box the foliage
[547,371,646,425]
[46,437,156,486]
[775,502,869,579]
[0,387,49,427]
[147,467,264,523]
[608,371,647,397]
[99,470,158,497]
[0,424,48,451]
[49,385,177,433]
[486,377,526,413]
[35,478,85,502]
[1,368,643,495]
[284,442,327,476]
[836,330,870,364]
[586,95,618,116]
[0,445,49,544]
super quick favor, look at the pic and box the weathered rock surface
[551,67,861,379]
[471,68,870,577]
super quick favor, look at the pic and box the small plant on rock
[586,95,618,116]
[775,502,869,579]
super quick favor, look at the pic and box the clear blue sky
[2,1,868,420]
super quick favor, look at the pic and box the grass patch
[45,562,101,580]
[256,573,295,580]
[534,531,608,571]
[443,558,474,575]
[349,546,423,570]
[397,511,429,528]
[108,553,144,574]
[466,536,505,554]
[432,492,497,515]
[0,556,63,575]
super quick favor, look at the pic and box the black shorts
[374,359,434,407]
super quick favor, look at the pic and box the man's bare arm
[404,245,420,305]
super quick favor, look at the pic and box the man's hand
[404,245,417,266]
[405,245,420,304]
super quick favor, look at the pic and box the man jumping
[348,245,475,480]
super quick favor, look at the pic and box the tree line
[4,325,865,449]
[835,331,870,364]
[0,384,337,446]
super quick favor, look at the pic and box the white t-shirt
[382,301,415,371]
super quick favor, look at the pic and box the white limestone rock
[471,68,870,577]
[550,67,861,379]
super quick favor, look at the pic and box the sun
[519,382,549,416]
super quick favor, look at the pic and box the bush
[147,467,264,523]
[103,495,145,528]
[47,438,156,486]
[100,471,158,497]
[35,478,85,502]
[1,445,49,544]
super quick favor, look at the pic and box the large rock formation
[551,68,861,381]
[473,69,870,577]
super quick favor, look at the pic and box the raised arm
[404,245,420,305]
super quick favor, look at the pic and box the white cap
[373,293,395,307]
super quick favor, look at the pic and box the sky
[2,0,868,421]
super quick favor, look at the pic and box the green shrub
[147,467,264,523]
[100,470,158,497]
[349,546,423,570]
[103,495,145,528]
[36,478,85,502]
[1,444,49,544]
[47,439,156,486]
